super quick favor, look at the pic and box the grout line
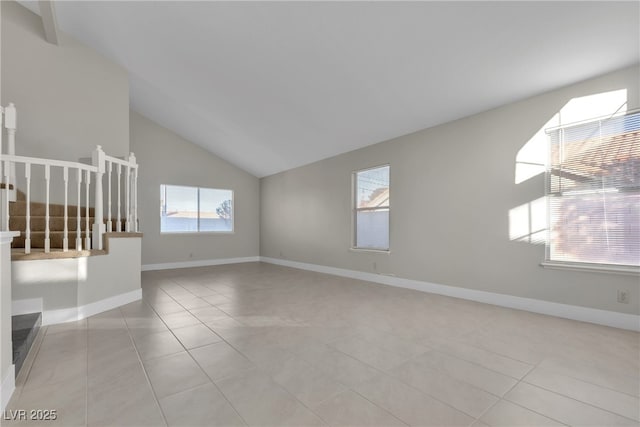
[84,320,88,427]
[212,338,332,425]
[523,364,640,400]
[508,381,640,423]
[348,387,411,426]
[489,354,578,426]
[143,266,640,426]
[328,340,499,420]
[473,367,526,424]
[429,338,536,378]
[144,285,250,427]
[119,304,170,427]
[425,346,534,382]
[159,276,341,426]
[312,341,480,421]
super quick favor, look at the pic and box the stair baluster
[25,163,31,254]
[85,169,91,250]
[1,103,140,253]
[91,146,105,250]
[107,161,112,232]
[134,167,138,232]
[5,104,17,200]
[76,168,82,250]
[44,165,50,253]
[63,166,69,252]
[4,160,10,231]
[125,163,131,232]
[117,163,122,232]
[130,153,138,232]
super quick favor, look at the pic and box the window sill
[350,248,391,254]
[540,261,639,276]
[160,231,235,235]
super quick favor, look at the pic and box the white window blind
[546,110,640,267]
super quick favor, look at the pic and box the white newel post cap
[0,231,20,245]
[93,145,106,173]
[4,103,16,130]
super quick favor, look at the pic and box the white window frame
[542,110,640,275]
[160,184,234,234]
[351,164,390,252]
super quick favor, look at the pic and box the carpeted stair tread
[10,201,95,217]
[10,216,94,231]
[12,231,87,249]
[9,216,128,232]
[7,189,129,249]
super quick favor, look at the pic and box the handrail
[104,154,138,169]
[1,103,139,254]
[0,154,98,172]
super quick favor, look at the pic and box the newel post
[92,145,106,250]
[126,152,136,232]
[130,152,138,232]
[4,104,17,202]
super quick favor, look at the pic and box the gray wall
[1,1,129,208]
[130,111,259,266]
[1,1,129,191]
[261,65,640,315]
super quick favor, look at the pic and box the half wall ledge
[11,232,143,261]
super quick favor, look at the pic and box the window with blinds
[546,110,640,267]
[353,165,390,250]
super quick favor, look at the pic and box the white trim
[12,298,43,316]
[141,256,260,272]
[349,248,391,254]
[260,257,640,332]
[42,289,142,326]
[541,261,640,276]
[0,231,20,245]
[0,364,15,411]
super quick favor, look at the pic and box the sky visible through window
[162,185,231,214]
[161,185,233,232]
[357,166,389,206]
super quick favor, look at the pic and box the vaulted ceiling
[19,1,640,177]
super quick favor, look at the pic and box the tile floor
[4,262,639,426]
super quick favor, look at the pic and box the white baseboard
[42,289,142,326]
[12,298,43,316]
[0,364,15,411]
[142,256,260,272]
[260,257,640,332]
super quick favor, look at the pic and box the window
[160,184,233,233]
[546,110,639,268]
[353,165,390,250]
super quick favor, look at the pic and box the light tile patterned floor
[5,262,639,426]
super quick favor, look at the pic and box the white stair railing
[25,163,31,253]
[0,103,140,254]
[63,167,68,252]
[84,169,91,250]
[44,164,50,253]
[105,154,138,233]
[76,168,82,251]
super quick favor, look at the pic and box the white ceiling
[20,1,640,177]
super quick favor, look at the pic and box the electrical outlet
[617,290,630,304]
